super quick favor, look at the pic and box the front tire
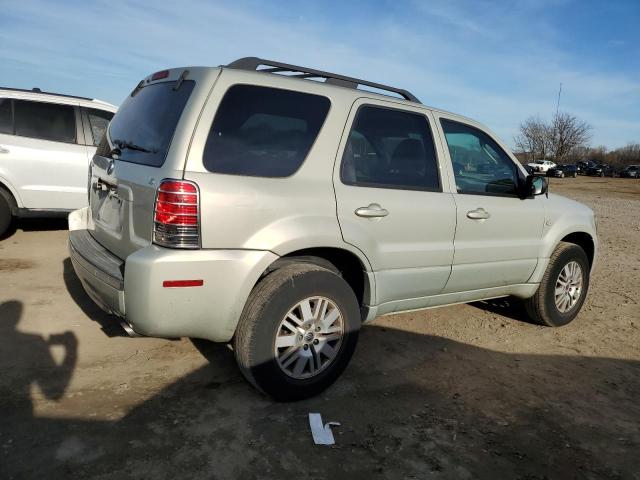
[234,262,360,401]
[0,193,12,238]
[525,242,590,327]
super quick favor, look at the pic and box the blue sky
[1,0,638,149]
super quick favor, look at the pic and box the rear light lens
[151,70,170,81]
[153,179,200,249]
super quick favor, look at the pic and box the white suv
[69,58,597,401]
[0,87,116,236]
[527,159,557,173]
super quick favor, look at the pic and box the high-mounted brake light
[153,179,200,249]
[151,70,170,81]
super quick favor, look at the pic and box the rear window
[107,79,195,167]
[14,100,76,143]
[203,85,330,177]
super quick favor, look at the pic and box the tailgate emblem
[107,160,114,175]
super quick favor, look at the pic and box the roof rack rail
[225,57,421,104]
[0,86,94,102]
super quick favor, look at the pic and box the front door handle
[355,203,389,218]
[0,146,9,154]
[467,208,491,220]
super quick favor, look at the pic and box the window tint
[0,99,12,135]
[14,100,76,143]
[86,108,113,146]
[341,106,440,191]
[108,80,195,167]
[441,119,520,196]
[203,85,330,177]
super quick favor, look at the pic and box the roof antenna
[555,82,562,117]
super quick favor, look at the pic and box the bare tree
[514,116,551,162]
[514,112,592,164]
[549,112,592,163]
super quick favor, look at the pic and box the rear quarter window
[203,85,330,177]
[85,108,114,146]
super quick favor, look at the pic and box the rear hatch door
[89,68,210,259]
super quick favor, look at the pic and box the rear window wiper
[113,140,157,154]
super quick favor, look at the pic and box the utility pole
[555,82,562,117]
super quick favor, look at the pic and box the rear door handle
[0,146,9,154]
[355,203,389,218]
[467,208,491,220]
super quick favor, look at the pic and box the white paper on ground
[309,413,340,445]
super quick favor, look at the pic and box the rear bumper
[69,229,126,316]
[68,208,278,342]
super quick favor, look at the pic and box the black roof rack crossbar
[0,86,94,102]
[225,57,421,103]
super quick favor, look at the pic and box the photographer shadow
[0,300,78,416]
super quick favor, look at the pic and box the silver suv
[69,58,597,400]
[0,87,116,236]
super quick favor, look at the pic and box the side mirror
[521,175,548,199]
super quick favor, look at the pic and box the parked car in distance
[577,160,596,175]
[0,87,116,236]
[68,57,598,401]
[527,159,557,173]
[619,165,639,178]
[586,163,615,177]
[548,164,577,178]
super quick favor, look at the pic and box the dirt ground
[0,176,638,480]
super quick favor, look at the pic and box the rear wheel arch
[260,247,372,312]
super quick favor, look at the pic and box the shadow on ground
[469,297,535,324]
[0,299,638,479]
[0,217,68,241]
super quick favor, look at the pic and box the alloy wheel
[274,296,344,379]
[554,261,583,313]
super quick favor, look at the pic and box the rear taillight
[153,179,200,249]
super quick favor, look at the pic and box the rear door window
[340,105,440,191]
[85,108,114,146]
[203,85,330,177]
[13,100,76,143]
[107,80,195,167]
[0,98,12,134]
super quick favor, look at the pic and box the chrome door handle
[467,208,491,220]
[355,203,389,218]
[0,146,9,154]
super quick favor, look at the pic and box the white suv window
[85,108,113,146]
[13,99,76,144]
[441,119,520,196]
[0,98,11,134]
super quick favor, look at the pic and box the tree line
[514,112,640,167]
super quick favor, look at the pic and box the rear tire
[0,193,12,237]
[234,262,360,401]
[525,242,590,327]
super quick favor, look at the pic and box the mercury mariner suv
[69,58,597,401]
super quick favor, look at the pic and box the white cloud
[0,0,637,148]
